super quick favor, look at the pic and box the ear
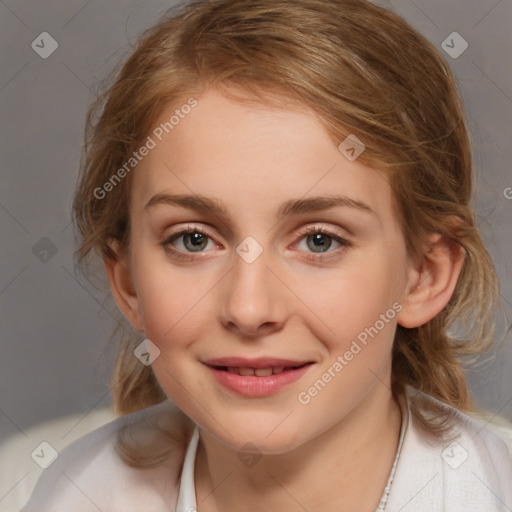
[397,233,465,328]
[103,241,144,332]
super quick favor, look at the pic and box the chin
[200,416,310,455]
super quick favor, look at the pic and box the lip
[203,356,311,368]
[203,358,314,397]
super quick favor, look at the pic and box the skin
[105,87,464,511]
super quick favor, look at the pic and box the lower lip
[205,364,313,397]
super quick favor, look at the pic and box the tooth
[255,367,273,377]
[272,366,284,374]
[239,367,255,376]
[227,367,239,374]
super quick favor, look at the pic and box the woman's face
[124,87,414,453]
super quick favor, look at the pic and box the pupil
[307,233,331,253]
[185,232,207,251]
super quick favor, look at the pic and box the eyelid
[164,223,213,239]
[292,223,350,241]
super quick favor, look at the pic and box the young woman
[22,0,512,510]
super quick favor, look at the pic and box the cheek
[132,255,210,348]
[299,255,401,347]
[134,263,211,404]
[296,265,401,413]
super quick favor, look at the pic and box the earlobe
[103,241,144,332]
[397,233,465,329]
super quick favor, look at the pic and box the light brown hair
[74,0,500,438]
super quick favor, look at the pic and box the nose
[219,246,288,338]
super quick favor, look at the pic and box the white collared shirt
[21,386,512,512]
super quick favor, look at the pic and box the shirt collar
[176,423,200,512]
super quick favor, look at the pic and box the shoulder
[387,386,512,511]
[409,387,512,468]
[21,400,195,512]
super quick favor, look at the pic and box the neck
[194,384,403,512]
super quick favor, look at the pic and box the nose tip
[224,319,282,338]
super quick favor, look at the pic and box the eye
[293,224,351,261]
[161,225,218,260]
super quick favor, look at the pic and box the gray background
[1,0,511,444]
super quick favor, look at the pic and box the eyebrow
[144,193,377,220]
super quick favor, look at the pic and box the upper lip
[203,357,313,368]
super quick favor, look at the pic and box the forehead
[131,88,394,225]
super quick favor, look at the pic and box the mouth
[202,357,314,397]
[209,363,311,376]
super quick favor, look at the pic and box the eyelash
[160,223,351,262]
